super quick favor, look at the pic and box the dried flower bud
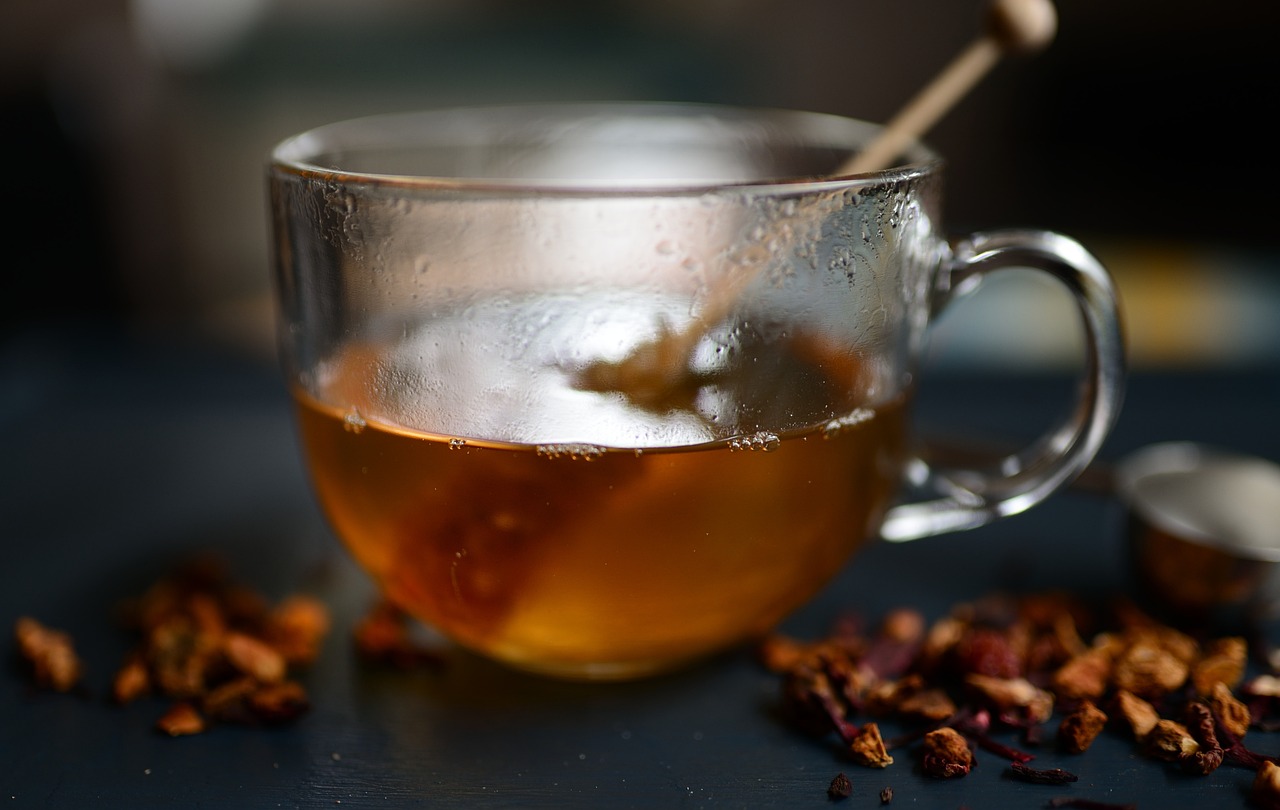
[964,674,1053,724]
[1144,719,1198,761]
[1252,761,1280,810]
[849,722,894,768]
[921,728,973,779]
[1206,681,1251,740]
[155,702,206,737]
[1057,700,1108,754]
[1192,637,1247,696]
[14,617,83,693]
[1114,690,1160,740]
[1112,641,1188,700]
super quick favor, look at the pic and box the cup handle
[878,229,1126,542]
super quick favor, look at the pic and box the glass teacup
[269,103,1124,679]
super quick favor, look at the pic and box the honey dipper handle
[839,0,1058,176]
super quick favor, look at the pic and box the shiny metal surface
[1117,441,1280,626]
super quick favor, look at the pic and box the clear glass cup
[268,103,1124,679]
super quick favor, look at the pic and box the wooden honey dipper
[579,0,1058,405]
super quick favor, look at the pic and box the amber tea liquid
[293,297,909,678]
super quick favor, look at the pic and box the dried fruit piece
[1206,681,1250,740]
[202,676,259,724]
[879,609,925,645]
[222,631,287,683]
[1057,700,1107,754]
[248,680,310,724]
[921,727,973,779]
[1113,690,1160,740]
[1252,761,1280,810]
[1191,637,1246,696]
[1111,641,1188,700]
[354,599,446,671]
[964,674,1053,724]
[758,633,809,673]
[112,653,151,704]
[156,702,205,736]
[879,786,893,804]
[849,722,894,768]
[1144,719,1198,761]
[1053,648,1112,701]
[14,617,82,692]
[264,595,330,665]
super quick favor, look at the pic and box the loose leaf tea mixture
[13,557,450,738]
[762,591,1280,806]
[15,558,323,735]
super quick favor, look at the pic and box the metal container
[1117,441,1280,628]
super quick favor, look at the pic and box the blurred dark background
[3,0,1278,367]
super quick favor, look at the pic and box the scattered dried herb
[14,555,332,736]
[878,786,893,804]
[760,587,1280,798]
[1007,760,1078,785]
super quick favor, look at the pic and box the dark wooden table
[4,324,1279,808]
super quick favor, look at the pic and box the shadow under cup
[269,103,1122,679]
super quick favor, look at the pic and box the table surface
[3,324,1280,809]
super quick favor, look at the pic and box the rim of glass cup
[269,102,944,196]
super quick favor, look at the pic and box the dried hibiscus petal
[1008,761,1079,785]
